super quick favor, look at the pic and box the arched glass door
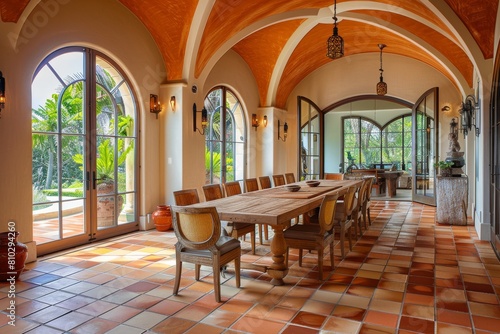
[32,47,138,255]
[204,87,246,185]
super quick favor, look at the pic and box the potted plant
[73,138,133,226]
[434,160,454,177]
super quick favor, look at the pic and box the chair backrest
[171,205,220,250]
[245,178,259,192]
[224,181,242,197]
[364,176,375,200]
[359,178,372,204]
[325,173,344,180]
[258,176,272,189]
[202,184,224,201]
[318,193,339,233]
[173,189,200,206]
[354,179,370,212]
[272,174,286,187]
[341,186,358,218]
[284,173,295,184]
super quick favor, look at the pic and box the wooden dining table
[186,179,362,285]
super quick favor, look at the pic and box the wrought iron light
[459,94,480,137]
[376,44,387,96]
[193,103,208,135]
[278,120,288,142]
[150,94,162,119]
[326,0,344,59]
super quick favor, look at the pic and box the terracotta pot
[0,231,28,281]
[96,182,124,227]
[152,205,172,231]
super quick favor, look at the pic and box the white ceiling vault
[2,0,497,109]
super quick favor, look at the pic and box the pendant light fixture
[327,0,344,59]
[376,44,387,95]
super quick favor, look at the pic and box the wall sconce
[0,71,5,116]
[170,96,176,111]
[263,115,268,127]
[459,94,480,137]
[278,120,288,141]
[193,103,208,135]
[252,114,259,130]
[150,94,162,119]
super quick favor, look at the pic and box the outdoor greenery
[32,63,134,202]
[343,115,412,170]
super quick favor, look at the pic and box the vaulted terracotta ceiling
[2,0,497,109]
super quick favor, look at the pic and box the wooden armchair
[325,173,344,180]
[170,205,241,302]
[284,194,339,279]
[244,178,260,192]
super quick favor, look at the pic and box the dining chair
[221,181,256,254]
[351,178,371,238]
[272,174,286,187]
[170,205,241,302]
[202,183,224,201]
[284,172,296,184]
[362,176,375,226]
[173,188,200,206]
[258,176,272,189]
[333,185,357,258]
[244,178,269,244]
[325,173,344,180]
[284,193,339,279]
[244,178,260,192]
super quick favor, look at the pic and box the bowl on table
[305,180,320,187]
[284,185,301,192]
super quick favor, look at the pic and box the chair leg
[250,231,256,254]
[234,258,241,288]
[298,248,303,267]
[339,224,346,258]
[173,259,182,295]
[367,207,372,225]
[213,261,221,303]
[347,226,353,251]
[195,264,201,281]
[258,224,264,244]
[318,248,324,279]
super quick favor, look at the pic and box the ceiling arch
[3,0,497,109]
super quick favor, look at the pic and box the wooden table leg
[267,224,289,285]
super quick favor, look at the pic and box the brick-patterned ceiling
[2,0,497,109]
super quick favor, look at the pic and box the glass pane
[61,82,85,134]
[49,52,84,86]
[62,134,85,197]
[62,198,85,238]
[118,138,135,193]
[96,86,115,136]
[119,193,135,224]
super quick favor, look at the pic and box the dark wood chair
[221,181,256,254]
[258,176,272,189]
[244,178,259,192]
[173,188,200,206]
[272,174,286,187]
[334,185,357,258]
[325,173,344,180]
[284,193,339,279]
[284,173,296,184]
[202,184,224,201]
[171,205,241,302]
[351,178,371,238]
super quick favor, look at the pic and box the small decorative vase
[152,205,172,231]
[0,231,28,281]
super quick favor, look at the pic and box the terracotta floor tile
[363,310,399,327]
[3,201,500,333]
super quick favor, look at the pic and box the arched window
[204,87,246,184]
[32,46,138,254]
[343,114,412,170]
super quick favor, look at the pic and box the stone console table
[436,175,468,225]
